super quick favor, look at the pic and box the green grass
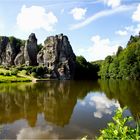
[0,67,33,83]
[0,75,31,83]
[0,66,48,83]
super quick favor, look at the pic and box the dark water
[0,80,140,139]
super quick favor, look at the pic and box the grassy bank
[0,67,33,83]
[0,75,31,83]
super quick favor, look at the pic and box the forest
[77,33,140,80]
[98,33,140,80]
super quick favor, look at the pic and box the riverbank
[0,75,32,83]
[0,66,42,83]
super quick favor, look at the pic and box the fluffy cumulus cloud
[77,35,118,61]
[115,30,128,36]
[89,95,120,118]
[17,5,58,32]
[70,7,87,20]
[103,0,121,8]
[132,4,140,22]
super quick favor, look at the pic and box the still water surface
[0,80,140,139]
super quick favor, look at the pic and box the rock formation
[0,36,20,66]
[24,33,38,66]
[37,34,76,80]
[0,33,76,80]
[14,46,25,66]
[0,36,9,65]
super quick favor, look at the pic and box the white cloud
[70,7,87,20]
[79,100,86,106]
[17,126,58,139]
[70,5,133,30]
[103,0,121,8]
[17,5,58,32]
[132,4,140,22]
[115,24,140,37]
[89,95,120,118]
[125,24,140,35]
[77,35,118,61]
[115,30,128,36]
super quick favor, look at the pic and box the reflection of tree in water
[0,81,95,127]
[98,80,140,120]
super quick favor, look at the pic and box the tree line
[75,33,140,80]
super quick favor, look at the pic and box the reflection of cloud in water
[79,100,86,106]
[17,126,59,140]
[89,94,120,118]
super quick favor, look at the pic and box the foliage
[4,71,11,76]
[74,56,99,80]
[31,72,37,78]
[37,43,43,52]
[9,36,25,58]
[82,107,140,140]
[97,107,140,140]
[99,33,140,80]
[11,68,18,76]
[15,65,47,77]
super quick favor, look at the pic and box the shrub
[31,72,37,78]
[36,66,46,76]
[11,68,18,76]
[0,72,4,75]
[20,70,28,75]
[82,107,140,140]
[4,71,11,76]
[97,107,140,140]
[16,66,24,71]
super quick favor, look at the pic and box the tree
[99,32,140,80]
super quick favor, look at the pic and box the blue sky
[0,0,140,61]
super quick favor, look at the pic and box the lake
[0,80,140,139]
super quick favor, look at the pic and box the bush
[36,66,46,76]
[4,71,11,76]
[16,66,24,71]
[20,70,28,75]
[31,72,37,78]
[0,72,4,75]
[97,107,140,140]
[11,68,18,76]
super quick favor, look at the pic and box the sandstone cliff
[37,34,76,80]
[0,33,76,80]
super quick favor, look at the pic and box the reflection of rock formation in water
[0,81,94,127]
[98,80,140,120]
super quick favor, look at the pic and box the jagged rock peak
[28,33,37,43]
[24,33,38,66]
[37,34,76,80]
